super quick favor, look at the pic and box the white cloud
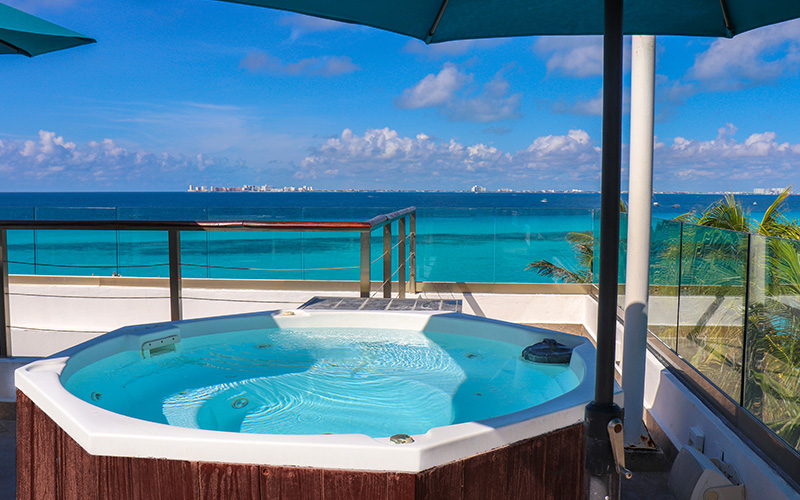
[654,125,800,187]
[396,64,521,122]
[445,73,522,122]
[298,127,599,184]
[532,36,603,78]
[689,19,800,90]
[277,14,350,41]
[552,89,631,116]
[0,130,237,189]
[396,63,471,109]
[240,51,358,77]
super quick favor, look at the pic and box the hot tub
[16,310,607,500]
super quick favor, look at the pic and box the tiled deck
[299,296,462,311]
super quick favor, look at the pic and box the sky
[2,0,800,193]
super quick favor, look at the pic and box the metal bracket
[142,334,180,358]
[608,418,633,479]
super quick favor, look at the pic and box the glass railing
[1,206,596,284]
[647,217,800,455]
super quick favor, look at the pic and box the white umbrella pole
[622,34,656,448]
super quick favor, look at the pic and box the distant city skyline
[3,1,800,193]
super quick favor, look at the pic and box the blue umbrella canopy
[0,2,95,57]
[219,0,800,40]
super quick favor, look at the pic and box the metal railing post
[398,217,406,298]
[0,229,11,357]
[409,211,416,293]
[360,231,371,297]
[168,229,182,321]
[383,224,392,298]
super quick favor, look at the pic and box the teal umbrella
[218,0,800,40]
[217,0,800,497]
[0,2,95,57]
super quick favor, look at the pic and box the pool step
[299,296,461,312]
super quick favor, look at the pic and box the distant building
[470,185,486,193]
[754,187,791,195]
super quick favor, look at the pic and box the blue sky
[2,0,800,192]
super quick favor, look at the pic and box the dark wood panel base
[17,390,585,500]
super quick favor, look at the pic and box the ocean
[0,191,795,283]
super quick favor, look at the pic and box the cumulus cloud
[654,124,800,187]
[0,130,237,190]
[396,64,471,109]
[396,64,522,122]
[688,19,800,90]
[298,127,599,184]
[277,14,350,41]
[532,36,604,78]
[658,18,800,111]
[553,89,630,116]
[298,124,800,190]
[240,51,358,77]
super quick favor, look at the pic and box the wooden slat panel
[463,448,508,500]
[31,403,59,500]
[322,470,387,500]
[542,425,585,500]
[199,462,260,500]
[98,455,133,500]
[505,435,546,499]
[129,458,199,500]
[387,473,415,500]
[261,466,323,500]
[415,461,463,500]
[15,390,33,500]
[58,429,98,500]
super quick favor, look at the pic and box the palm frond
[695,194,750,232]
[759,186,793,236]
[525,259,591,284]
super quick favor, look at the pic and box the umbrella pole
[585,0,625,498]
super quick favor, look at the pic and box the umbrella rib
[0,39,32,57]
[718,0,734,34]
[425,0,451,43]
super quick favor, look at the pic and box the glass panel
[744,234,800,452]
[6,230,35,275]
[619,212,628,311]
[34,230,118,276]
[0,206,34,220]
[35,207,117,220]
[678,224,747,400]
[648,218,682,350]
[118,231,168,278]
[207,207,301,221]
[590,208,627,307]
[206,232,303,280]
[302,231,360,281]
[496,208,594,284]
[180,232,209,279]
[117,206,208,221]
[302,207,391,222]
[415,208,495,283]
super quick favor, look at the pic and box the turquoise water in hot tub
[63,327,579,438]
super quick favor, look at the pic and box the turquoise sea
[0,191,796,283]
